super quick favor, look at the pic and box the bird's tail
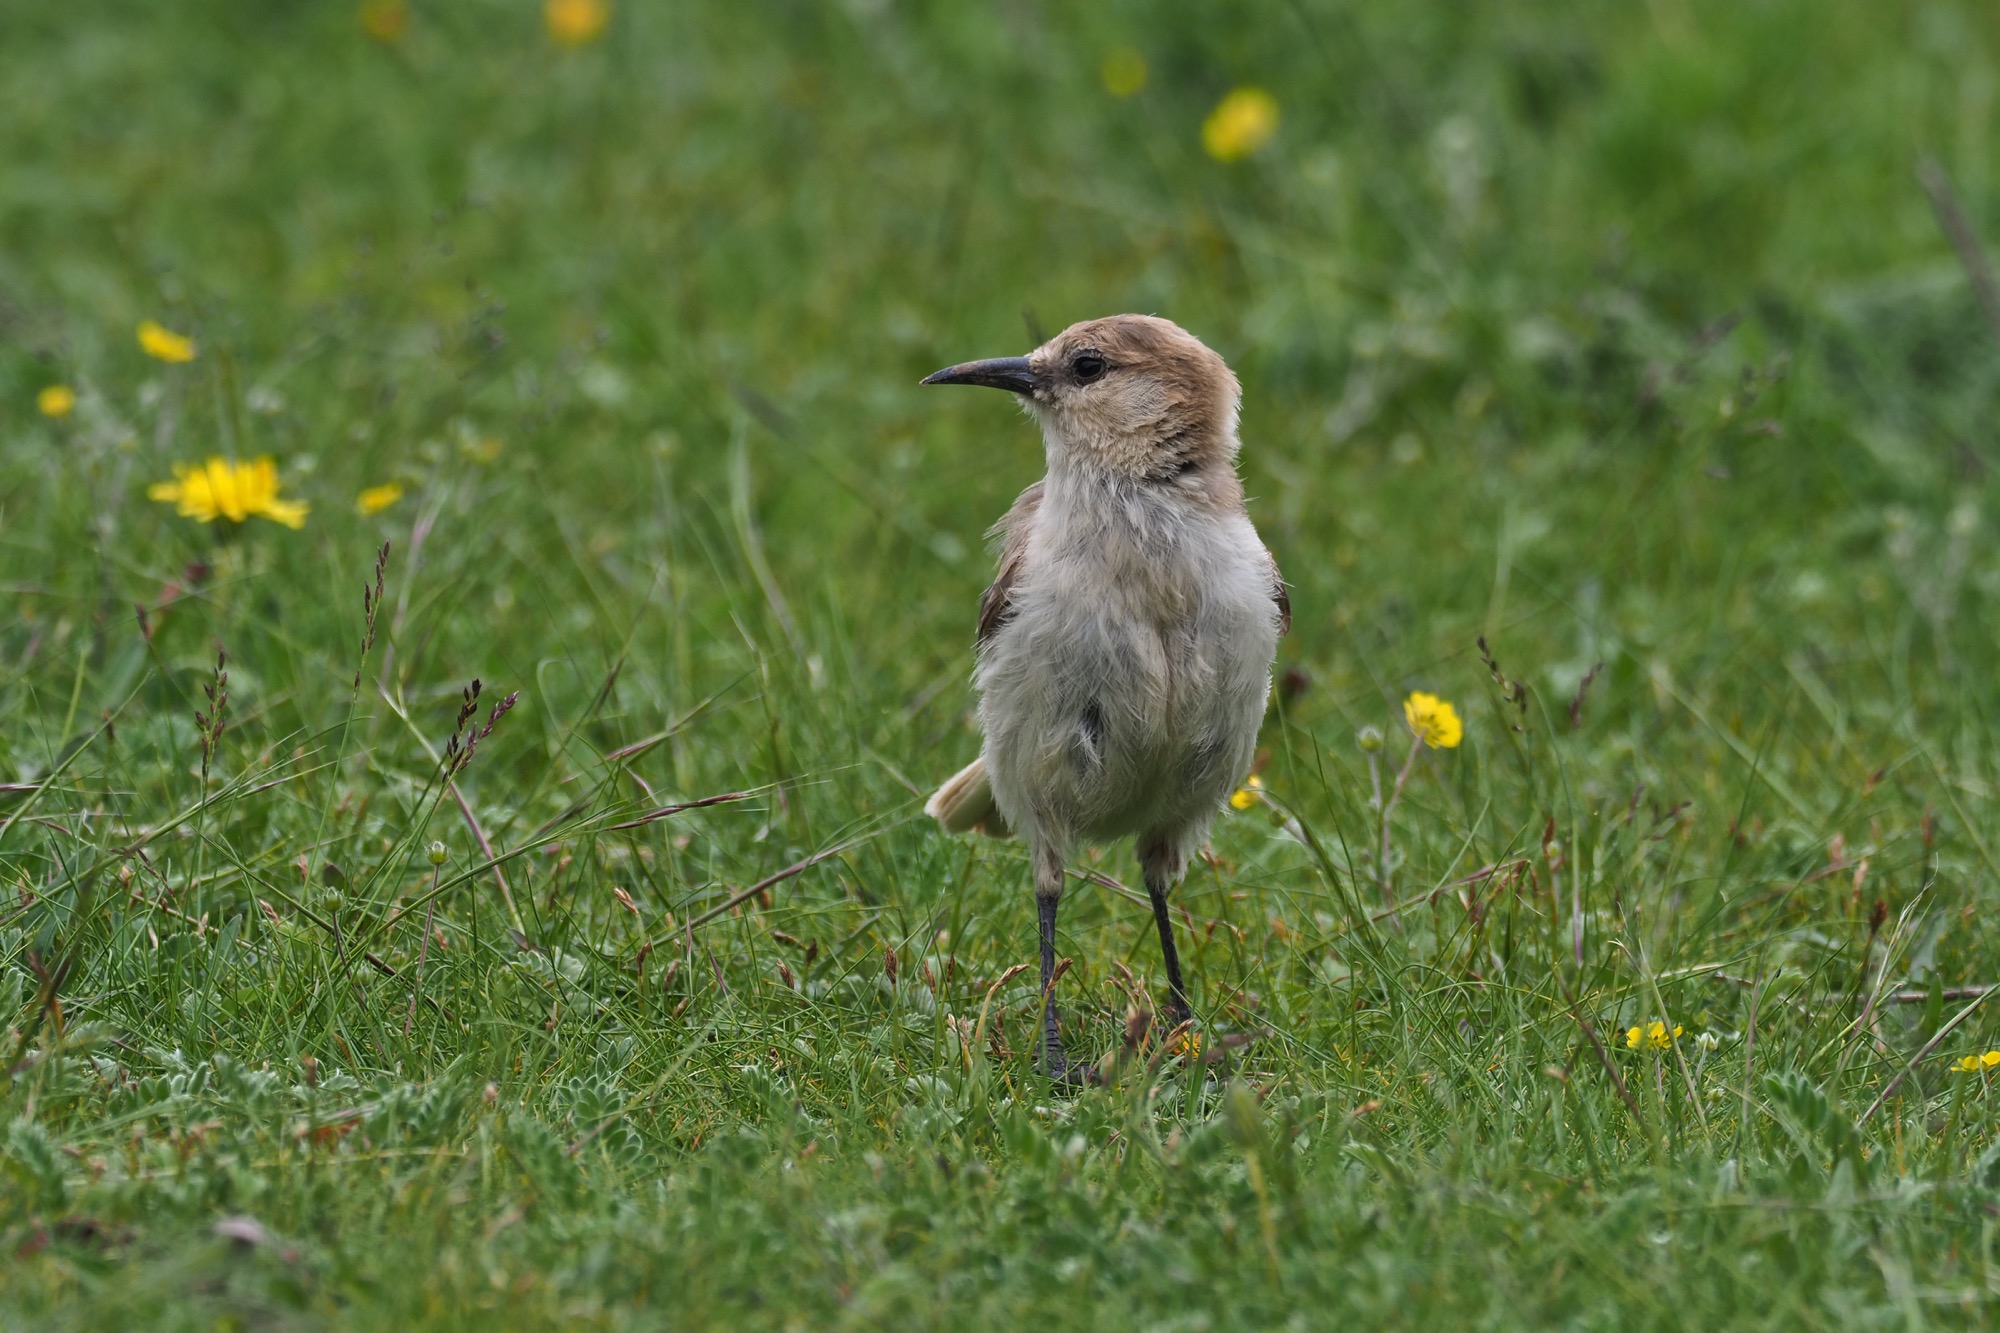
[924,756,1012,838]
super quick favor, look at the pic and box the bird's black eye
[1071,351,1108,383]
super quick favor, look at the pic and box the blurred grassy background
[5,1,2000,1327]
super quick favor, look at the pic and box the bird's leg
[1037,893,1066,1074]
[1141,842,1191,1028]
[1033,841,1076,1081]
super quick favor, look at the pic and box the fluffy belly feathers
[975,531,1277,846]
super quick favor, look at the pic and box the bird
[918,314,1289,1081]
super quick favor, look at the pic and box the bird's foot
[1044,1056,1103,1089]
[1043,1056,1079,1085]
[1041,1037,1103,1089]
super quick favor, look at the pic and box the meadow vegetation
[4,1,2000,1326]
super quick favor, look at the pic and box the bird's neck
[1041,430,1246,518]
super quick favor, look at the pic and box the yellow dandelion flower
[1403,692,1463,749]
[1228,773,1264,810]
[545,0,608,45]
[37,385,76,418]
[148,457,309,530]
[137,320,197,363]
[1101,47,1147,98]
[357,481,405,515]
[358,0,409,42]
[1202,87,1279,163]
[1625,1021,1680,1052]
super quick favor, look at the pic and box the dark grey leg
[1033,841,1074,1080]
[1141,842,1191,1026]
[1037,891,1067,1076]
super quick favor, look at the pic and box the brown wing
[976,481,1044,644]
[1267,546,1291,636]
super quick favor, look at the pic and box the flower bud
[427,840,448,866]
[1357,725,1384,753]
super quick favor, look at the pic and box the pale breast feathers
[976,482,1290,643]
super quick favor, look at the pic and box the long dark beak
[921,356,1037,394]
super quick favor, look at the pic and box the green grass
[5,0,2000,1326]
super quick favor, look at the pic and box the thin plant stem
[1377,736,1423,906]
[406,859,442,1037]
[1938,1073,1969,1185]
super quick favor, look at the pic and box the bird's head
[923,315,1241,488]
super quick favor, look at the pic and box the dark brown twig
[1860,984,1999,1125]
[1710,971,1995,1007]
[1071,868,1242,939]
[450,782,523,937]
[1555,968,1647,1128]
[681,839,859,935]
[606,790,757,830]
[1920,157,2000,349]
[1885,984,1996,1005]
[1845,899,1889,1039]
[1568,661,1604,729]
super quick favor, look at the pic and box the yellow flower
[1959,1051,2000,1072]
[1100,47,1147,98]
[357,481,405,515]
[544,0,608,45]
[148,457,309,529]
[137,320,197,363]
[1228,773,1264,810]
[1202,87,1279,163]
[1403,692,1463,749]
[358,0,409,42]
[1624,1021,1682,1052]
[1172,1029,1202,1061]
[37,385,76,418]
